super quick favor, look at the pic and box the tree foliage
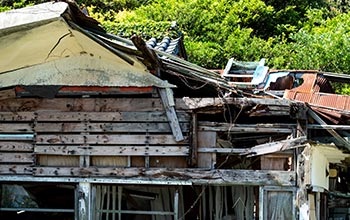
[1,0,350,76]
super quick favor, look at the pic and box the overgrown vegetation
[1,0,350,91]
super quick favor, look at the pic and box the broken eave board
[242,136,308,157]
[198,122,295,133]
[1,167,295,186]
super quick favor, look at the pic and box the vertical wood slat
[159,88,184,142]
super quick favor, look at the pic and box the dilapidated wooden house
[1,1,350,220]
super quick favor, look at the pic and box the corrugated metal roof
[285,91,350,112]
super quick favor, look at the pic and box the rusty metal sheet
[294,73,317,92]
[285,91,350,112]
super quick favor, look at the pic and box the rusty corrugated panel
[285,91,350,112]
[315,76,333,93]
[293,73,317,92]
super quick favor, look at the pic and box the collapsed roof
[0,1,234,96]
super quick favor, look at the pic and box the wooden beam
[34,145,189,156]
[198,122,294,133]
[77,182,92,220]
[130,34,161,69]
[242,136,308,157]
[159,88,184,141]
[0,165,33,175]
[35,122,189,133]
[0,142,33,152]
[0,123,33,133]
[197,148,246,154]
[190,112,198,166]
[0,152,33,163]
[0,98,166,112]
[36,134,187,145]
[0,112,35,121]
[31,167,295,186]
[308,124,350,130]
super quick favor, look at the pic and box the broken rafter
[131,34,161,70]
[242,136,308,157]
[22,167,295,186]
[198,122,294,133]
[159,88,184,142]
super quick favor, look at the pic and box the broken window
[0,183,75,220]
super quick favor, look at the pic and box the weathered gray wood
[0,165,33,174]
[36,134,187,145]
[0,88,16,100]
[308,124,350,130]
[159,88,184,141]
[182,97,292,109]
[0,142,33,152]
[34,111,190,122]
[31,167,296,186]
[0,123,33,133]
[182,97,225,110]
[197,148,246,154]
[0,98,165,112]
[198,122,294,133]
[77,182,92,220]
[242,136,307,157]
[190,113,198,166]
[34,122,189,133]
[197,131,217,169]
[0,152,33,163]
[0,112,35,121]
[34,145,189,156]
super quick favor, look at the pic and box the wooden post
[174,189,179,220]
[190,112,198,166]
[77,182,92,220]
[158,88,184,142]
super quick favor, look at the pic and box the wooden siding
[0,97,191,176]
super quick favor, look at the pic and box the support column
[77,182,92,220]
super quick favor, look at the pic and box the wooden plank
[0,165,33,175]
[37,155,79,166]
[34,122,189,133]
[31,167,296,186]
[198,131,217,169]
[35,111,190,122]
[0,98,166,112]
[242,136,307,157]
[190,113,198,166]
[0,123,33,133]
[197,148,246,154]
[34,145,189,156]
[0,112,35,121]
[0,88,16,100]
[159,88,184,141]
[198,122,294,133]
[91,156,128,167]
[0,152,33,163]
[36,134,187,145]
[308,124,350,130]
[0,142,33,152]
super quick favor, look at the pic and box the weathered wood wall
[0,96,191,177]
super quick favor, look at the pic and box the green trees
[1,0,350,75]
